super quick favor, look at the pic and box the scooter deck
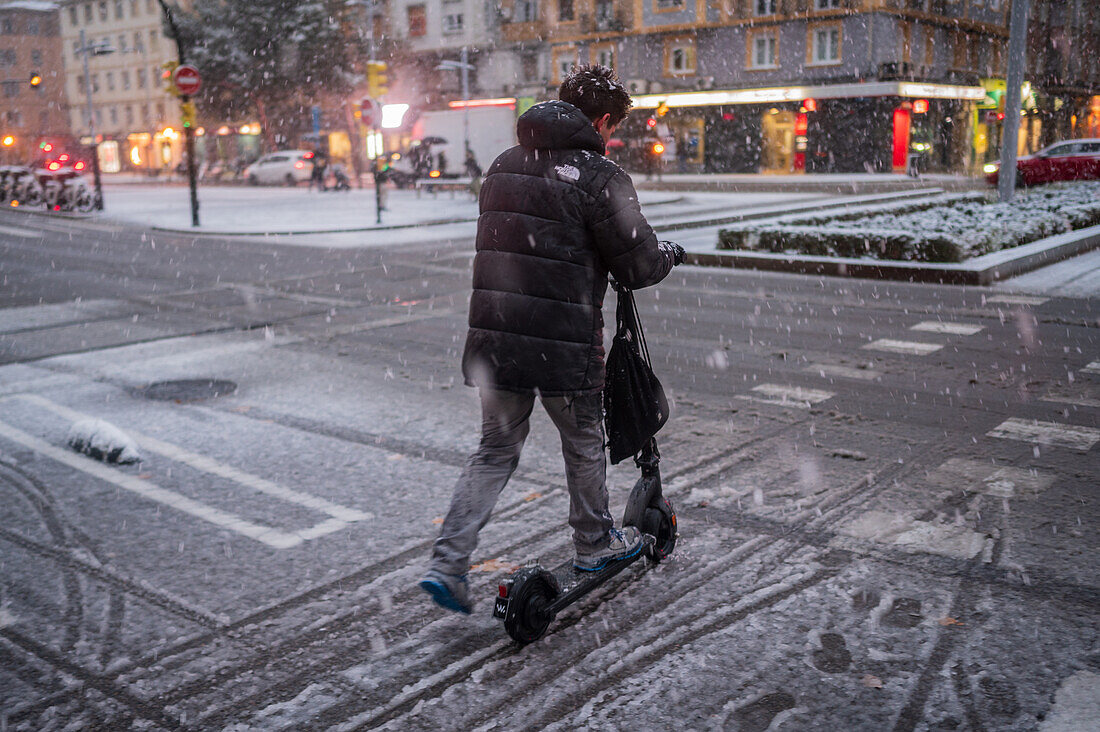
[542,535,654,616]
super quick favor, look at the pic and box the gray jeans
[429,388,613,576]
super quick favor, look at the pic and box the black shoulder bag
[604,283,670,465]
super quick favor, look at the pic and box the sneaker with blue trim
[419,569,472,615]
[573,526,643,571]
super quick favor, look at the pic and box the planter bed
[718,182,1100,263]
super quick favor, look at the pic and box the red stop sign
[173,64,202,96]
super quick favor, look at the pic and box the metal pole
[461,46,469,157]
[80,29,105,211]
[157,0,199,226]
[998,0,1031,203]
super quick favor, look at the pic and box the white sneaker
[573,526,643,571]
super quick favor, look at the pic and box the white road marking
[986,294,1049,306]
[925,457,1054,500]
[987,418,1100,452]
[862,339,943,356]
[910,321,984,336]
[836,510,992,560]
[1082,361,1100,375]
[0,223,41,238]
[0,418,303,548]
[736,384,834,408]
[1040,391,1100,409]
[806,363,881,381]
[16,394,373,523]
[1040,670,1100,732]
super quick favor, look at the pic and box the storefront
[630,81,985,175]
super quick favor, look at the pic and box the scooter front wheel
[642,497,677,563]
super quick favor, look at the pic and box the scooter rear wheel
[504,571,557,645]
[642,497,677,562]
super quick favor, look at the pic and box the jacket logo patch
[554,164,580,182]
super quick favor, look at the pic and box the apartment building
[57,0,190,173]
[0,1,69,163]
[488,0,1026,174]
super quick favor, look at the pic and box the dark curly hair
[558,64,633,126]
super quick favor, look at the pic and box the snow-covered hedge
[719,183,1100,262]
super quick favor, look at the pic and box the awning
[632,81,986,110]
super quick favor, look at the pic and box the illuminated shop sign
[633,82,986,109]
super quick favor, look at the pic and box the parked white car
[244,150,315,186]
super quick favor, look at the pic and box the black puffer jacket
[462,100,676,396]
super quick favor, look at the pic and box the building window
[99,2,108,22]
[118,34,127,51]
[0,49,15,66]
[130,1,138,16]
[147,0,154,13]
[407,5,426,37]
[514,0,538,22]
[664,37,696,76]
[521,53,538,81]
[596,0,614,23]
[656,0,684,9]
[137,67,146,88]
[593,43,615,69]
[70,6,79,25]
[809,25,841,65]
[0,19,12,35]
[91,73,99,92]
[115,0,124,19]
[749,31,778,69]
[125,105,134,125]
[814,0,840,8]
[552,46,576,83]
[2,81,19,98]
[84,4,93,23]
[149,29,157,48]
[442,11,464,34]
[27,19,40,34]
[755,0,776,15]
[133,31,143,52]
[559,0,574,22]
[110,106,118,125]
[122,70,130,89]
[106,71,115,91]
[31,49,43,66]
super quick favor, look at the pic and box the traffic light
[646,117,657,129]
[162,60,180,98]
[651,141,665,155]
[367,61,389,98]
[656,101,669,117]
[29,72,42,89]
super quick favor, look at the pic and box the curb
[638,177,984,195]
[685,224,1100,286]
[653,188,943,232]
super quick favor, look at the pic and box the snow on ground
[96,183,819,237]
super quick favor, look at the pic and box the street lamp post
[77,28,113,211]
[997,0,1031,203]
[156,0,199,227]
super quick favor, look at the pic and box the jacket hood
[516,100,606,154]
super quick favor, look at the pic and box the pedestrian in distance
[309,151,327,191]
[420,64,686,615]
[464,148,483,199]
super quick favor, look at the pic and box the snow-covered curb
[67,418,142,464]
[719,184,1100,263]
[688,223,1100,286]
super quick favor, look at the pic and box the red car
[985,138,1100,186]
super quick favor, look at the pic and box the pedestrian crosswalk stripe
[806,363,881,381]
[18,394,373,524]
[987,417,1100,452]
[1083,361,1100,375]
[0,418,306,548]
[862,339,943,356]
[910,321,984,336]
[737,384,834,408]
[986,294,1048,306]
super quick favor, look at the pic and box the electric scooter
[493,437,676,644]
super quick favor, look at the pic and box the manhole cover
[136,379,238,402]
